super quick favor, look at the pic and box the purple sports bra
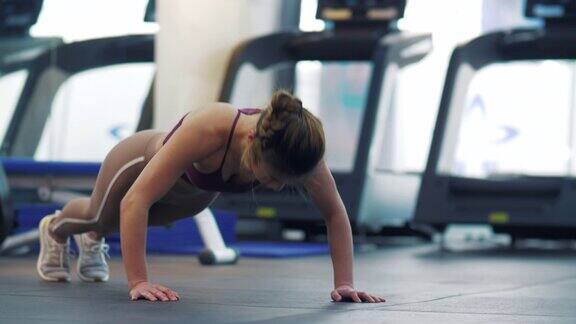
[162,108,262,193]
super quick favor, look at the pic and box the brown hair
[244,90,325,181]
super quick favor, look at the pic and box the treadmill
[213,0,433,238]
[414,0,576,240]
[0,0,61,246]
[356,31,432,236]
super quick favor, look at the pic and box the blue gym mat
[1,157,101,175]
[231,242,329,258]
[104,241,329,258]
[104,241,330,258]
[13,204,329,258]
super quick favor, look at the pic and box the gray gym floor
[1,241,575,323]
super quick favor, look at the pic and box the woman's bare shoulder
[181,103,238,137]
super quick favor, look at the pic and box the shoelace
[47,243,73,268]
[85,243,111,261]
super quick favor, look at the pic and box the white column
[155,0,281,130]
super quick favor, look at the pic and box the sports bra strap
[218,110,242,170]
[162,112,190,145]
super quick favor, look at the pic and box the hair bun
[257,90,306,149]
[270,90,302,116]
[249,90,325,178]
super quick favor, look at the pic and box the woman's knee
[91,211,120,233]
[62,197,90,216]
[62,198,114,232]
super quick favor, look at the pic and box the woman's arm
[120,104,236,301]
[304,161,353,288]
[304,160,385,303]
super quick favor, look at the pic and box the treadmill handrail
[2,34,155,156]
[450,27,576,70]
[218,30,389,102]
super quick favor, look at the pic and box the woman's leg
[147,193,218,227]
[149,195,239,265]
[50,130,162,239]
[37,130,162,282]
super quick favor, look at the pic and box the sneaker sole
[37,214,71,282]
[73,234,109,283]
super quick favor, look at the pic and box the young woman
[36,90,384,303]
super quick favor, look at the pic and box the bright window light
[30,0,158,42]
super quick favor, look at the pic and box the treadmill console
[0,0,43,36]
[316,0,406,24]
[525,0,576,24]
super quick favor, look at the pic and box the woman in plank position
[37,90,384,303]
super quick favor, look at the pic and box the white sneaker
[73,233,110,282]
[37,212,72,282]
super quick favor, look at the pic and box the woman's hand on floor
[129,282,180,301]
[331,285,385,303]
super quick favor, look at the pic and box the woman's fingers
[130,288,168,302]
[332,287,386,303]
[349,291,362,303]
[129,283,180,302]
[140,290,158,301]
[154,285,179,301]
[331,290,342,302]
[359,292,375,303]
[164,290,179,301]
[130,291,141,301]
[150,288,169,301]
